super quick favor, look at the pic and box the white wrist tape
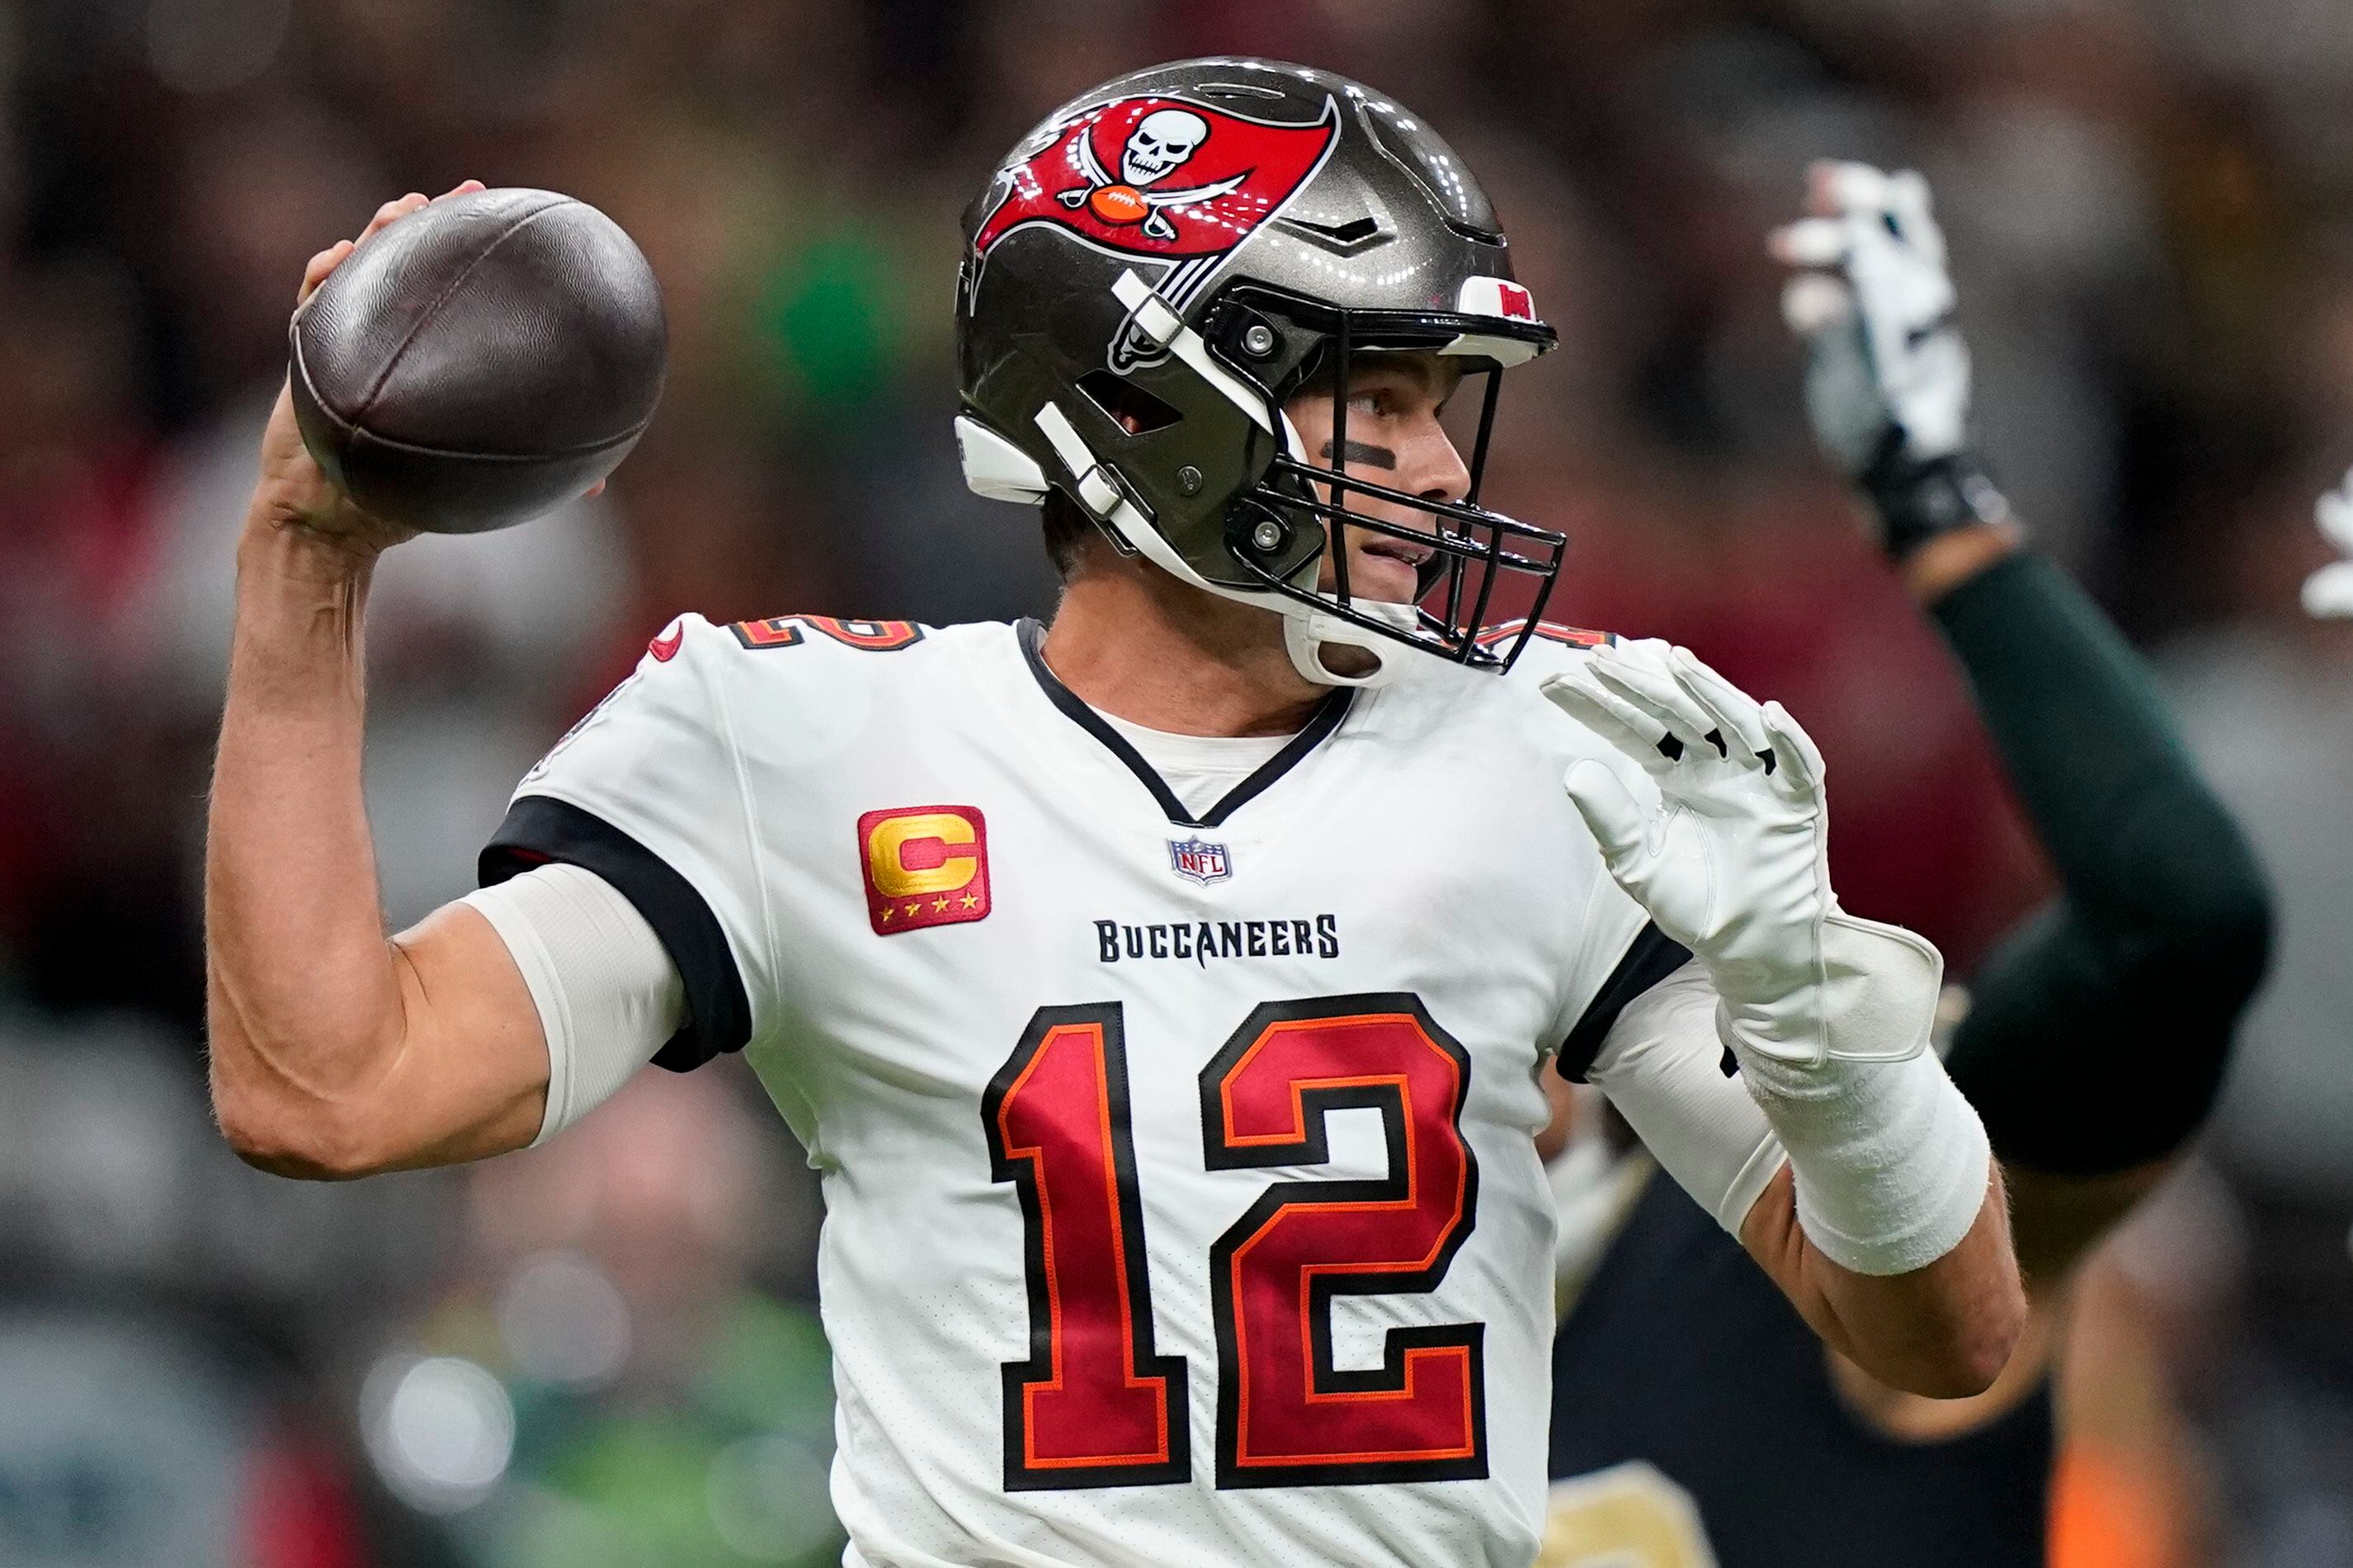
[1584,963,1790,1236]
[1726,916,1991,1276]
[461,862,683,1145]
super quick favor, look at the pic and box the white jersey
[485,611,1688,1568]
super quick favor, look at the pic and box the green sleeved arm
[1931,553,2271,1176]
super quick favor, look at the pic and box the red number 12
[984,994,1483,1492]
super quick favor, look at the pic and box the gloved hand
[1541,639,1941,1070]
[2303,466,2353,618]
[1772,161,2010,559]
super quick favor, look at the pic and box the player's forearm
[1743,1161,2023,1397]
[206,516,411,1176]
[1928,549,2270,1182]
[1927,548,2261,935]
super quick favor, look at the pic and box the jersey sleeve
[1582,961,1785,1235]
[479,614,767,1073]
[1501,624,1696,1081]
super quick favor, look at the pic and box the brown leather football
[289,188,666,534]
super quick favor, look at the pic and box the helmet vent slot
[1273,214,1386,255]
[1077,370,1182,436]
[1196,81,1285,100]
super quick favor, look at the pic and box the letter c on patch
[867,812,979,897]
[857,805,991,935]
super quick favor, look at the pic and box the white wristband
[1728,917,1991,1276]
[461,863,684,1144]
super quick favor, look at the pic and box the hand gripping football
[289,187,667,534]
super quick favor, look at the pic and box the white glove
[1773,162,1972,474]
[1544,642,1985,1278]
[1540,639,1939,1069]
[2303,467,2353,618]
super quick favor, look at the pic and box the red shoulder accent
[727,615,926,652]
[1476,618,1615,651]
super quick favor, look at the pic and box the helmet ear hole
[1075,370,1183,436]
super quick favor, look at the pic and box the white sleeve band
[1584,962,1789,1236]
[460,862,685,1146]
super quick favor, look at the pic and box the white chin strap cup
[1284,604,1422,688]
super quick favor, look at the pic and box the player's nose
[1404,416,1472,509]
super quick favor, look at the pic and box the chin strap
[1282,604,1422,687]
[1028,271,1431,690]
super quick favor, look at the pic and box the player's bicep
[369,899,555,1170]
[372,863,687,1171]
[1582,961,1787,1235]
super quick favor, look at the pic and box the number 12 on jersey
[983,995,1486,1492]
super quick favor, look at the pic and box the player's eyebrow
[1320,438,1398,469]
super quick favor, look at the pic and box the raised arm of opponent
[1776,160,2274,1285]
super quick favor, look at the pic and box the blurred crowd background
[2,0,2351,1563]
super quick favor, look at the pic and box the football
[287,186,666,534]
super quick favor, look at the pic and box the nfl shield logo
[1167,836,1232,885]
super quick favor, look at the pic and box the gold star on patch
[932,896,951,912]
[904,902,922,917]
[960,892,979,910]
[879,905,894,921]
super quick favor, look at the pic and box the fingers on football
[295,240,355,305]
[1759,699,1827,795]
[1590,644,1721,760]
[1667,647,1775,767]
[355,191,430,249]
[1540,670,1674,774]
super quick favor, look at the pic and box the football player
[1541,163,2274,1566]
[206,67,2022,1568]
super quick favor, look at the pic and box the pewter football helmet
[955,57,1563,685]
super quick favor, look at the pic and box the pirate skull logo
[1122,109,1208,185]
[1059,103,1247,242]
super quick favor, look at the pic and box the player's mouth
[1346,534,1435,605]
[1361,537,1435,570]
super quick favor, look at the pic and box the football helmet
[955,57,1563,685]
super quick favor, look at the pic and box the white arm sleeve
[1582,960,1787,1236]
[460,862,685,1146]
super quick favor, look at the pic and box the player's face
[1284,351,1472,605]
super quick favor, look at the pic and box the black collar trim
[1016,619,1353,829]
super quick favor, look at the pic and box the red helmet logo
[974,94,1339,283]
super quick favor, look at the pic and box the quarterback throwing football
[209,60,2022,1568]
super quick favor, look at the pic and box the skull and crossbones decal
[1059,107,1247,242]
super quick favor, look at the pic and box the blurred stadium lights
[704,1430,839,1564]
[359,1354,516,1514]
[494,1251,632,1391]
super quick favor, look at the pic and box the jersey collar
[1016,619,1353,830]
